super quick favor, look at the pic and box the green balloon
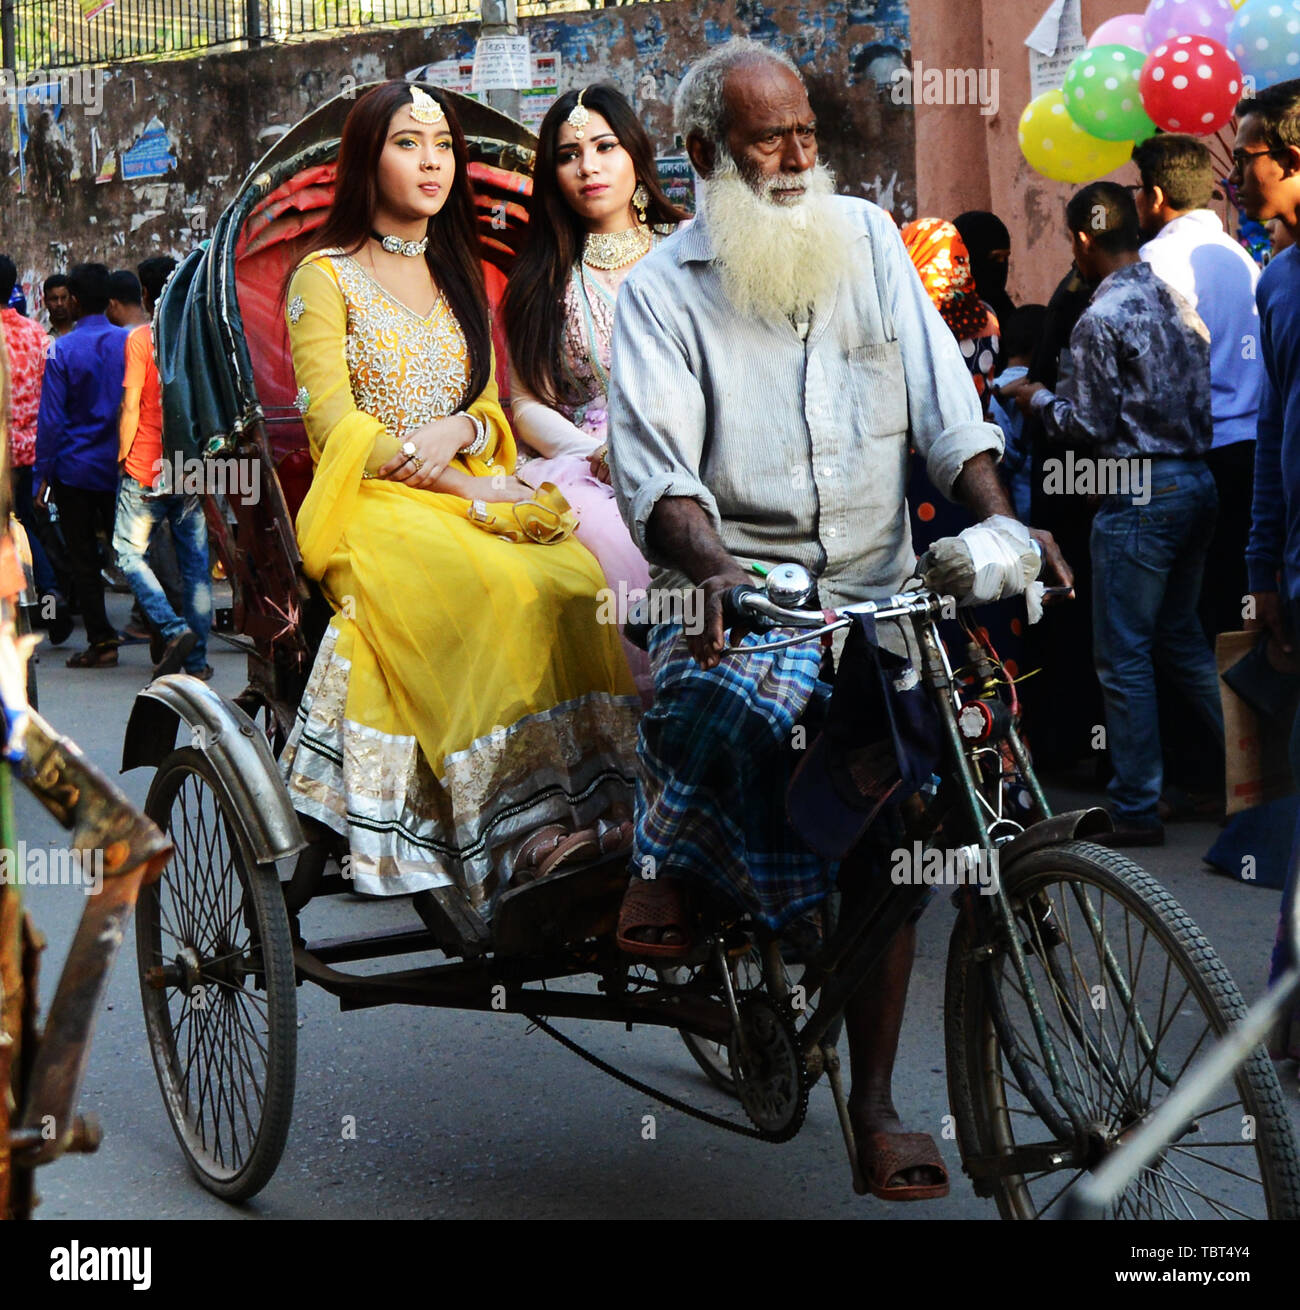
[1064,44,1156,143]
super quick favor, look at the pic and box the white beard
[699,159,854,323]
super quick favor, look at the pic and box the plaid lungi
[634,623,835,931]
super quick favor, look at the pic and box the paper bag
[1218,630,1296,816]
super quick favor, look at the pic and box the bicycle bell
[765,563,814,608]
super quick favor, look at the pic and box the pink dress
[510,240,669,706]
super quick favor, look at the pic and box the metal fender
[997,807,1114,874]
[121,673,306,865]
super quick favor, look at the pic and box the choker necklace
[371,230,428,258]
[582,224,651,271]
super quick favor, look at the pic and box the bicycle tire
[945,839,1300,1220]
[136,747,297,1201]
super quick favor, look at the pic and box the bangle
[459,412,489,458]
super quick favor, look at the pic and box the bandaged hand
[919,514,1042,606]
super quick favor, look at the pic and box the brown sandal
[531,827,602,882]
[616,876,692,959]
[66,642,119,669]
[856,1130,950,1202]
[514,824,568,876]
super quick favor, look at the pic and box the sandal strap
[516,823,568,872]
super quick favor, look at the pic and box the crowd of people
[3,37,1300,1194]
[0,254,212,677]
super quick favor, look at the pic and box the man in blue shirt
[1241,81,1300,664]
[1135,134,1262,641]
[1236,80,1300,1056]
[34,263,130,667]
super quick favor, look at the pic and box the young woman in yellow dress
[279,81,640,912]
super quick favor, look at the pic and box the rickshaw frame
[116,85,1300,1215]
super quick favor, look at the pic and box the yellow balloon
[1019,88,1135,183]
[1230,0,1247,8]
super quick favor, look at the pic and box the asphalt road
[16,592,1300,1221]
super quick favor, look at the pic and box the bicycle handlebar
[720,586,947,654]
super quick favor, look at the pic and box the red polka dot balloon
[1139,34,1243,133]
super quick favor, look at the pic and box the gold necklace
[582,224,652,271]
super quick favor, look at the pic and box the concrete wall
[911,0,1146,306]
[0,0,916,316]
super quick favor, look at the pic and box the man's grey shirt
[607,195,1005,610]
[1032,260,1213,459]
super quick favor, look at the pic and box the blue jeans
[112,476,212,671]
[1091,460,1224,826]
[11,466,59,602]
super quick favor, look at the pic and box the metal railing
[0,0,639,74]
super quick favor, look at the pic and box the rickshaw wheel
[136,747,297,1201]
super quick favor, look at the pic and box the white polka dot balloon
[1139,34,1244,132]
[1228,0,1300,88]
[1142,0,1237,50]
[1064,44,1157,139]
[1019,88,1137,182]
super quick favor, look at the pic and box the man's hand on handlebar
[690,569,755,670]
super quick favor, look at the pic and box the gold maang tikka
[567,87,591,140]
[409,84,446,126]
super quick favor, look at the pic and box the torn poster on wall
[7,78,75,194]
[1026,0,1086,98]
[655,155,696,215]
[471,35,531,92]
[121,116,177,180]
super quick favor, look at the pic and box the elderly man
[608,38,1066,1201]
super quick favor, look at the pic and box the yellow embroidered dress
[279,250,639,908]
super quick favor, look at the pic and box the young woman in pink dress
[503,84,690,706]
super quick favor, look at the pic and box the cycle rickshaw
[122,83,1300,1217]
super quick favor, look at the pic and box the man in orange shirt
[111,256,212,679]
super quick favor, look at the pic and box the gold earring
[632,182,649,224]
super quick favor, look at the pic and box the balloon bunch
[1020,0,1300,183]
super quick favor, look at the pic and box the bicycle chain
[521,1009,795,1143]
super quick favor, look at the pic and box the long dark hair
[503,83,688,406]
[292,80,490,403]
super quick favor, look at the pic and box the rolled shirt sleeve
[607,275,721,562]
[871,208,1004,496]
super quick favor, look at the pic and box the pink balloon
[1142,0,1236,50]
[1089,13,1148,50]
